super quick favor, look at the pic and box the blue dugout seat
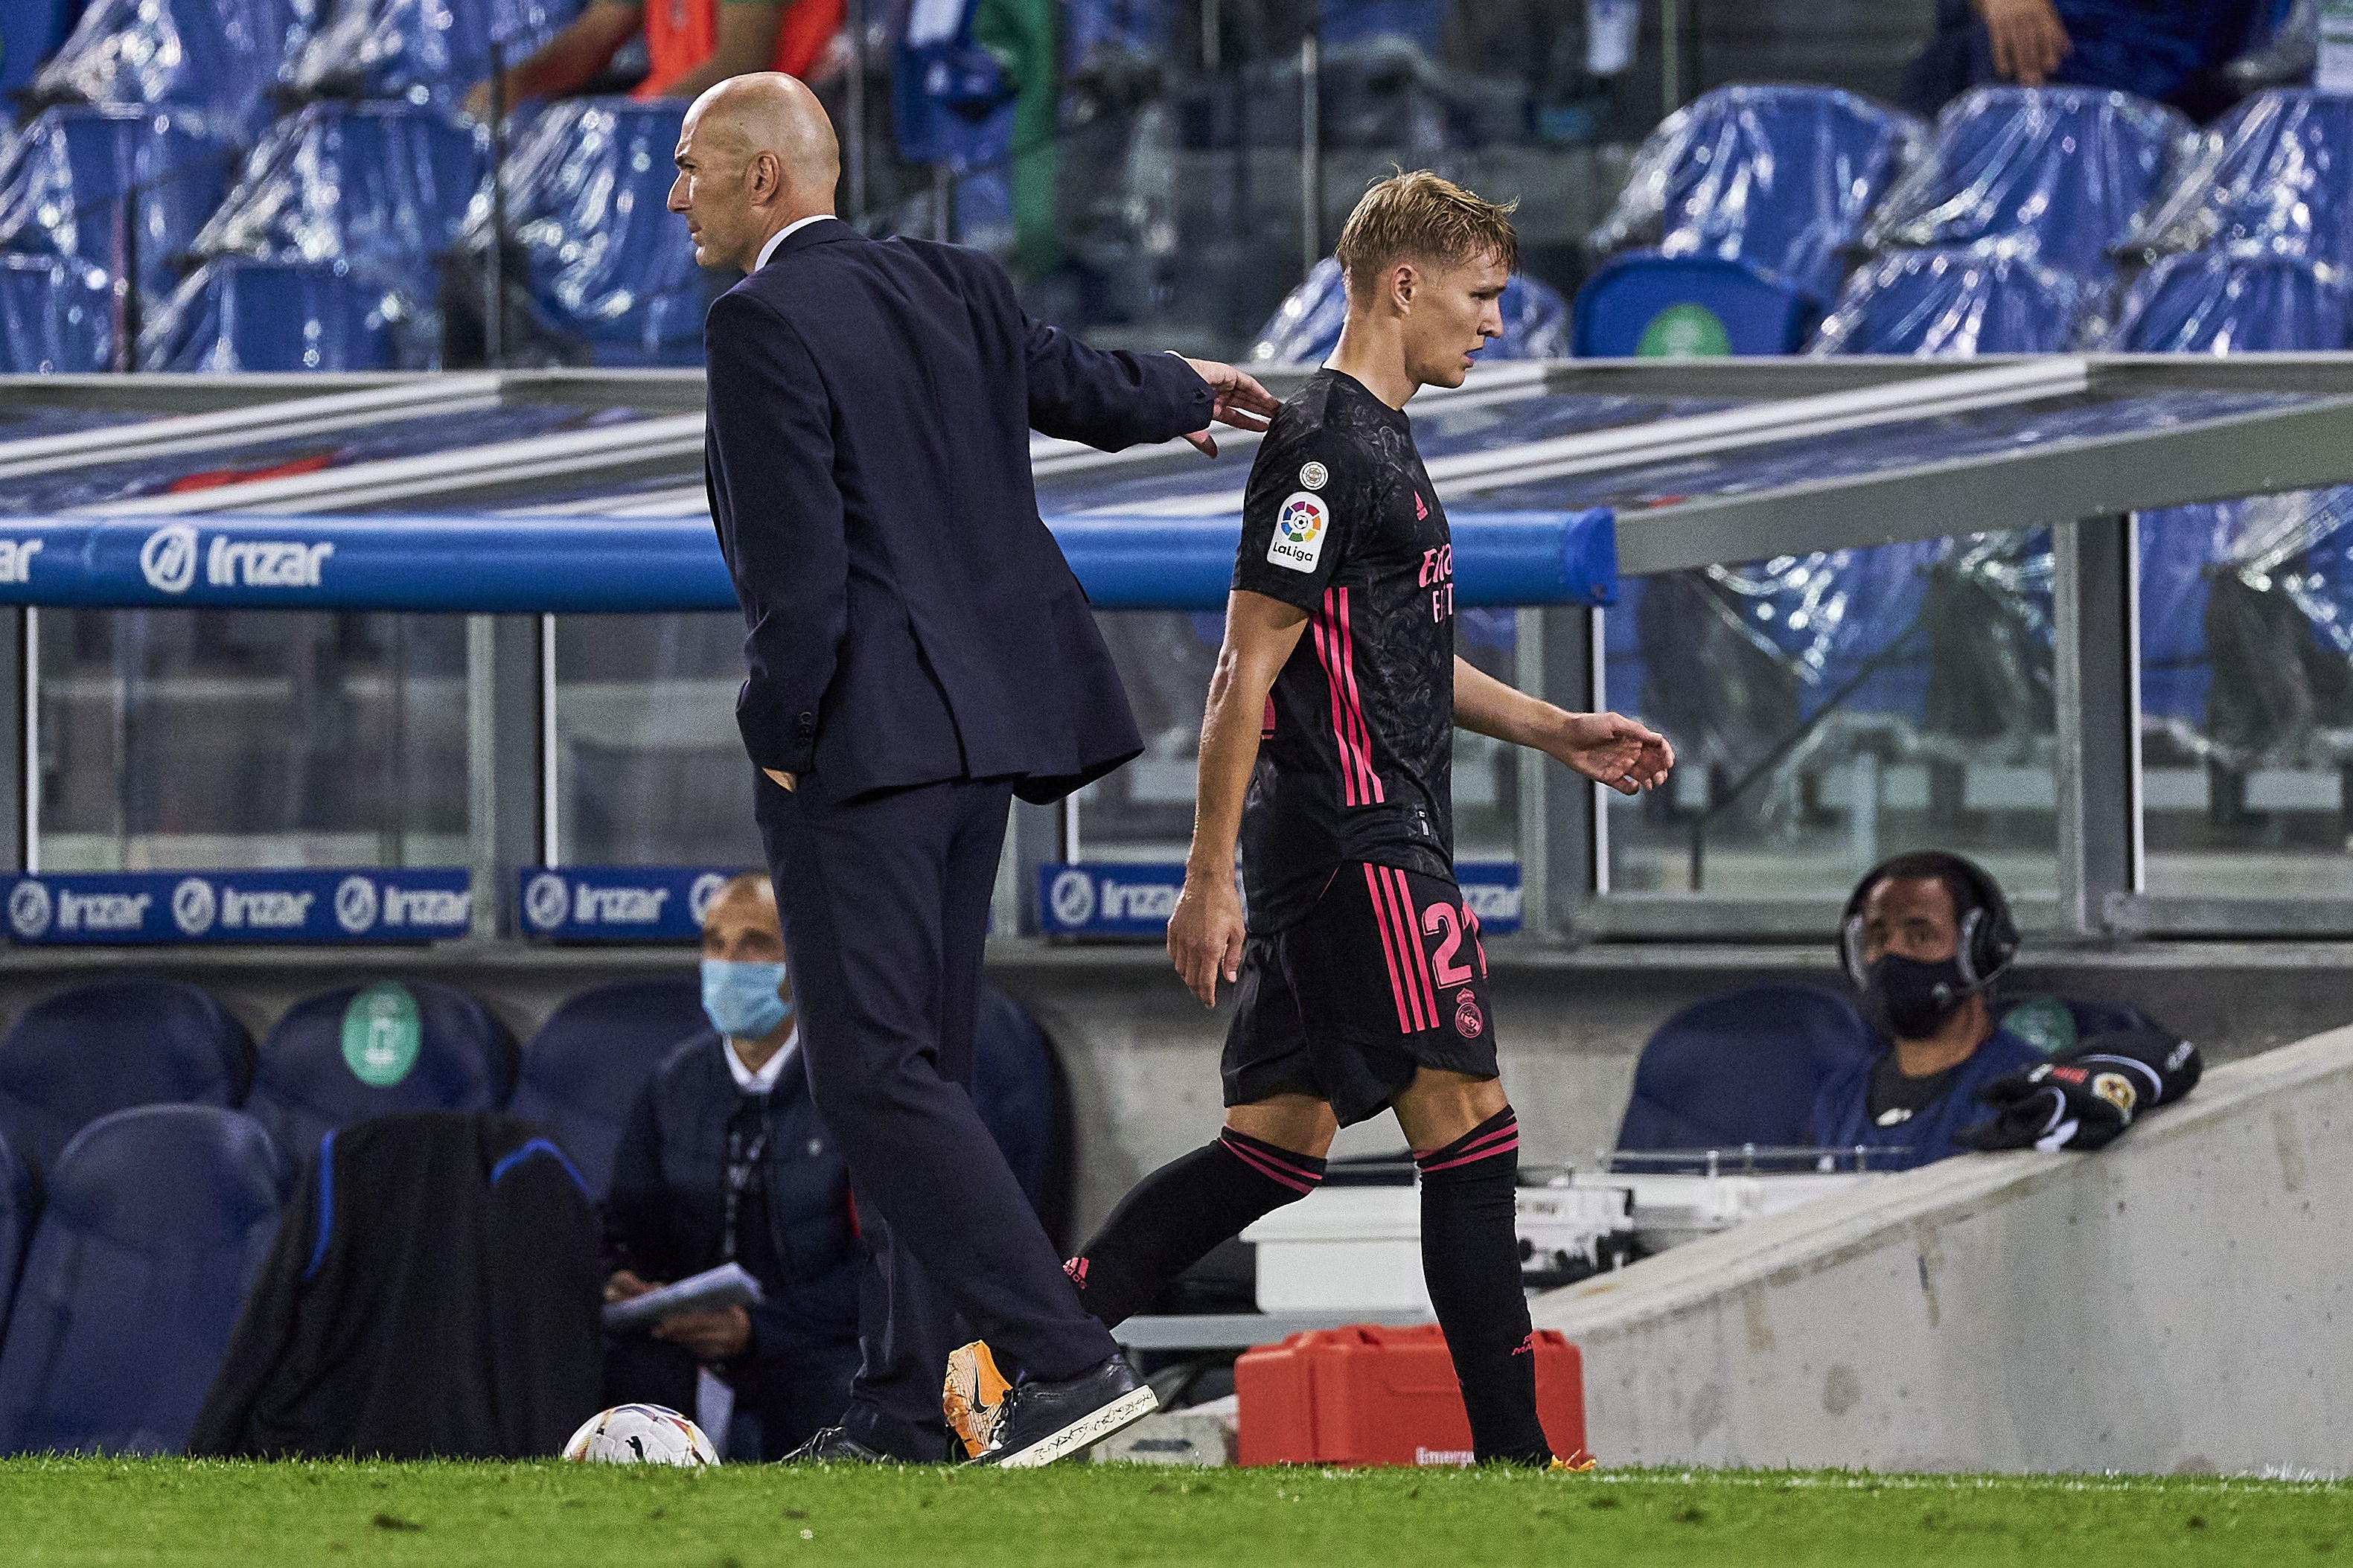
[282,0,578,99]
[1615,983,1880,1152]
[31,0,308,140]
[1251,255,1569,365]
[2133,90,2353,266]
[0,978,252,1177]
[0,106,237,310]
[2105,252,2352,352]
[508,978,707,1200]
[1573,252,1816,358]
[1868,86,2188,275]
[0,1106,288,1455]
[0,254,114,373]
[1589,84,1926,304]
[1813,246,2098,355]
[242,980,514,1158]
[141,259,400,372]
[0,1132,32,1351]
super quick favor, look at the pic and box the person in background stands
[602,871,860,1460]
[1903,0,2271,118]
[463,0,843,120]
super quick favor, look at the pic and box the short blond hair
[1334,170,1519,298]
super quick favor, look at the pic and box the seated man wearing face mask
[1809,851,2046,1171]
[602,871,861,1459]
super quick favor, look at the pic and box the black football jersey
[1230,368,1457,931]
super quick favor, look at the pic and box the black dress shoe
[970,1355,1158,1468]
[780,1426,897,1464]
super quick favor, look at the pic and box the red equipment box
[1233,1323,1588,1467]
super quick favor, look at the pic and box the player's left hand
[1550,711,1674,796]
[652,1303,752,1362]
[1179,359,1280,457]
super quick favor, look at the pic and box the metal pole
[1203,0,1220,71]
[1661,0,1683,114]
[485,41,508,369]
[844,0,868,225]
[115,189,140,373]
[19,607,36,873]
[933,163,956,242]
[539,612,560,865]
[1299,26,1321,279]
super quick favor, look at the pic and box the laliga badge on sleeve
[1268,492,1329,574]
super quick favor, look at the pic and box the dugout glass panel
[2136,492,2353,901]
[1597,529,2061,905]
[551,613,764,867]
[35,609,467,870]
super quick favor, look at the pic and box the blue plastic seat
[1251,256,1569,365]
[282,0,579,100]
[0,106,237,309]
[243,981,514,1158]
[1590,85,1926,303]
[1574,252,1818,358]
[31,0,308,141]
[1615,983,1880,1151]
[1869,86,2189,275]
[0,1132,32,1351]
[507,978,707,1200]
[0,1106,288,1455]
[141,259,399,372]
[2133,90,2353,266]
[2105,252,2352,352]
[0,978,252,1178]
[1813,246,2098,355]
[0,255,115,372]
[490,98,706,367]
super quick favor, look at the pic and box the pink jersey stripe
[1222,1137,1316,1194]
[1364,863,1417,1034]
[1330,587,1385,804]
[1311,595,1366,807]
[1376,865,1434,1033]
[1386,866,1440,1029]
[1418,1134,1519,1174]
[1222,1133,1326,1185]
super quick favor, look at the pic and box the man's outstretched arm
[1452,655,1674,796]
[1167,590,1309,1007]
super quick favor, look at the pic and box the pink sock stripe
[1332,588,1385,803]
[1417,1134,1519,1175]
[1364,863,1417,1034]
[1310,598,1364,807]
[1221,1136,1316,1194]
[1385,866,1437,1031]
[1416,1114,1520,1171]
[1221,1132,1326,1185]
[1431,1124,1519,1165]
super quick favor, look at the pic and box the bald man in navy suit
[673,72,1277,1467]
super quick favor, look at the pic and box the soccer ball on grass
[562,1404,720,1465]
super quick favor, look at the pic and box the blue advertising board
[1038,860,1523,939]
[518,865,738,941]
[2,867,473,944]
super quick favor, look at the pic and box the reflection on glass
[38,609,466,870]
[1601,530,2058,901]
[2139,491,2353,899]
[1079,608,1521,865]
[554,613,762,866]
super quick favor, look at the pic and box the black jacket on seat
[188,1112,603,1458]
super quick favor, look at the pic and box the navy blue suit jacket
[703,219,1214,803]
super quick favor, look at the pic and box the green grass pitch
[0,1458,2341,1566]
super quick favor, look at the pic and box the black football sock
[1063,1128,1327,1328]
[1417,1107,1549,1465]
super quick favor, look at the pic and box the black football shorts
[1222,862,1499,1127]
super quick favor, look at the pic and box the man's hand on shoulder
[1178,358,1280,457]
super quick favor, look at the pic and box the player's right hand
[1168,871,1248,1008]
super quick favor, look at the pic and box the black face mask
[1862,952,1974,1041]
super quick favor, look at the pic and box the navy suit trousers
[756,770,1116,1455]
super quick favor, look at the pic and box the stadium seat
[0,106,237,310]
[141,259,400,372]
[1572,252,1818,357]
[30,0,310,140]
[507,978,707,1200]
[0,1105,288,1456]
[2132,89,2353,266]
[1615,983,1880,1152]
[0,253,115,372]
[1996,993,2159,1055]
[0,1131,33,1350]
[242,980,515,1157]
[2104,252,2352,353]
[1588,84,1926,303]
[0,977,252,1177]
[1868,86,2190,275]
[282,0,579,99]
[1812,246,2099,355]
[482,98,706,367]
[971,985,1073,1246]
[1251,256,1568,365]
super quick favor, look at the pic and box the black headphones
[1837,851,2019,991]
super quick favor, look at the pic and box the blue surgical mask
[701,959,792,1040]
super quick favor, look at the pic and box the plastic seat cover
[2132,89,2353,266]
[141,258,401,371]
[1249,255,1569,365]
[31,0,313,141]
[2105,252,2351,352]
[0,254,114,372]
[1813,245,2100,355]
[0,107,238,310]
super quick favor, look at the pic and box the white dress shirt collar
[724,1025,798,1094]
[756,213,836,272]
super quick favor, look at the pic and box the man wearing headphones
[1811,851,2044,1169]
